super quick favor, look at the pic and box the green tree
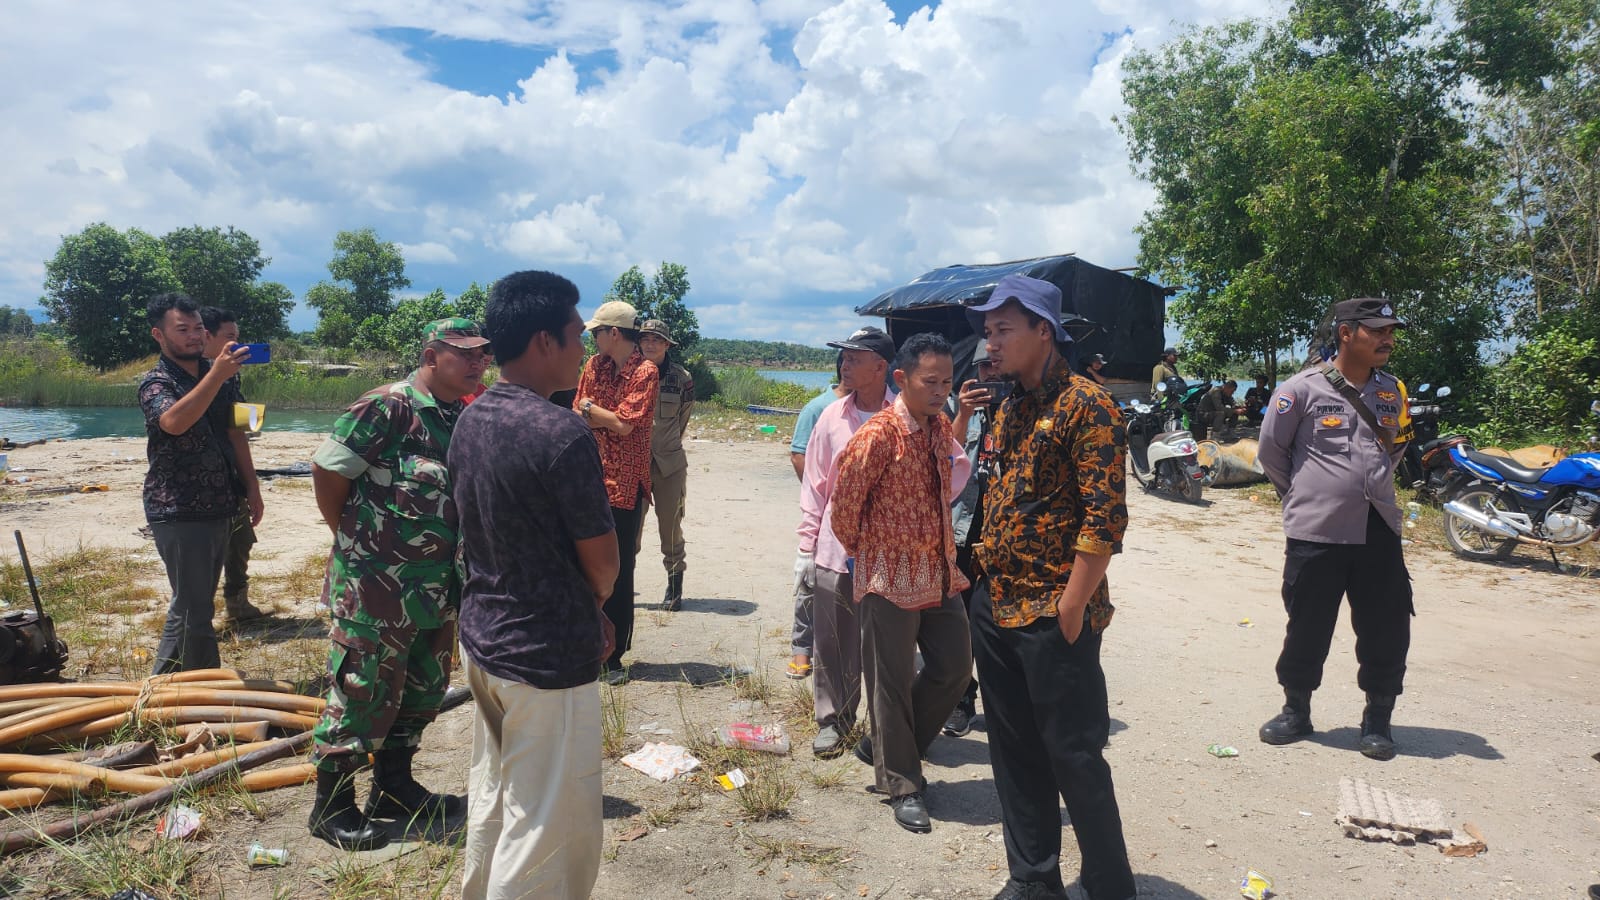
[307,228,409,346]
[1119,0,1501,380]
[161,225,293,340]
[453,282,489,324]
[40,223,181,368]
[604,262,700,355]
[355,288,455,356]
[0,307,34,337]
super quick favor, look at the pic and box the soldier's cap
[972,341,991,364]
[422,317,490,349]
[639,318,676,345]
[827,325,895,364]
[1163,346,1178,357]
[586,300,640,332]
[964,274,1070,343]
[1333,297,1407,329]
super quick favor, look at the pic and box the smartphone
[970,380,1012,400]
[239,342,271,365]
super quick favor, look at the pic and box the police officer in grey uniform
[1256,297,1415,760]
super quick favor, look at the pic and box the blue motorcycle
[1440,401,1600,560]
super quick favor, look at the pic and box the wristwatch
[580,399,594,419]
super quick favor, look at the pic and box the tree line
[1120,0,1599,440]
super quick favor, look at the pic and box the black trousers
[1275,505,1414,697]
[604,496,645,671]
[956,543,981,706]
[970,579,1135,899]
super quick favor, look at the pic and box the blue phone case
[241,343,271,364]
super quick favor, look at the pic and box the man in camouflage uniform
[306,317,490,851]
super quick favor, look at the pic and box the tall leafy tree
[604,262,700,355]
[1119,0,1500,384]
[452,282,489,324]
[40,223,181,368]
[307,228,410,346]
[161,225,293,340]
[0,307,34,337]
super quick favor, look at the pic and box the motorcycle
[1397,383,1470,505]
[1125,382,1209,503]
[1439,400,1600,560]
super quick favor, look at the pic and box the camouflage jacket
[312,373,463,629]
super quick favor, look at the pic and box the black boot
[1258,688,1314,745]
[309,767,390,851]
[661,571,684,612]
[1359,694,1397,760]
[364,746,466,822]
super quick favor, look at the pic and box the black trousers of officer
[1276,505,1414,697]
[970,578,1135,899]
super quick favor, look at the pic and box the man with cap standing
[968,274,1137,900]
[1257,297,1415,761]
[1151,347,1180,395]
[637,318,695,611]
[798,324,895,758]
[307,317,489,851]
[576,301,660,683]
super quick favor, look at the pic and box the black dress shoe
[890,792,931,833]
[854,734,873,766]
[942,703,975,737]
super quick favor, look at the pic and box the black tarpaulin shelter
[855,254,1168,382]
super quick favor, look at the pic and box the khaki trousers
[462,657,602,900]
[812,567,862,729]
[645,458,688,574]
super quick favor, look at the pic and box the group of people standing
[136,266,1418,899]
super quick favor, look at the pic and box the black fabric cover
[856,255,1166,382]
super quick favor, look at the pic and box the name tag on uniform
[1319,415,1344,428]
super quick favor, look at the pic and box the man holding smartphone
[138,293,261,674]
[200,306,267,622]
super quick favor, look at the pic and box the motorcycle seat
[1460,447,1550,484]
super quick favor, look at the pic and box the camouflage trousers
[311,614,456,773]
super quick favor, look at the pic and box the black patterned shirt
[976,357,1128,631]
[138,355,242,524]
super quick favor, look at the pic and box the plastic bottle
[715,722,790,754]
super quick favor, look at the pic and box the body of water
[755,369,832,391]
[2,370,834,441]
[0,405,345,442]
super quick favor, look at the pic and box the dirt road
[0,432,1595,899]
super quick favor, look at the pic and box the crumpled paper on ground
[619,742,700,782]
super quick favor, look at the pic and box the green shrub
[710,367,816,411]
[1478,322,1600,443]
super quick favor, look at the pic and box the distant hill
[697,338,833,369]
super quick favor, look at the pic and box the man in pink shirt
[831,332,972,833]
[798,325,895,759]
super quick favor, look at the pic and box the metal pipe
[1442,500,1522,538]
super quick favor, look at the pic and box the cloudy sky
[1,0,1275,345]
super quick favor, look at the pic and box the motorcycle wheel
[1442,487,1520,561]
[1175,466,1203,503]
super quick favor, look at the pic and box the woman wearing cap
[637,319,695,612]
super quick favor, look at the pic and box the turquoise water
[756,369,832,391]
[0,406,345,441]
[0,369,832,441]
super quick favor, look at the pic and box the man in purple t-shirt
[448,271,620,900]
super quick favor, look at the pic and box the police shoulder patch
[1275,394,1294,414]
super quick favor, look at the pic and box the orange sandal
[786,658,812,679]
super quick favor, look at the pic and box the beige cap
[585,300,639,331]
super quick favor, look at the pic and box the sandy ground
[0,430,1597,899]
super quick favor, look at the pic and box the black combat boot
[364,746,467,821]
[1258,688,1314,745]
[309,767,390,851]
[661,572,684,612]
[1359,694,1398,760]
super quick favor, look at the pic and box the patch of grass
[258,550,330,605]
[38,826,208,898]
[643,791,704,829]
[601,682,630,758]
[321,836,463,900]
[728,663,775,704]
[710,367,816,411]
[807,760,853,790]
[731,757,798,821]
[777,680,816,739]
[0,544,164,679]
[742,832,850,874]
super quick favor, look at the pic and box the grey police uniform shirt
[1257,367,1409,544]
